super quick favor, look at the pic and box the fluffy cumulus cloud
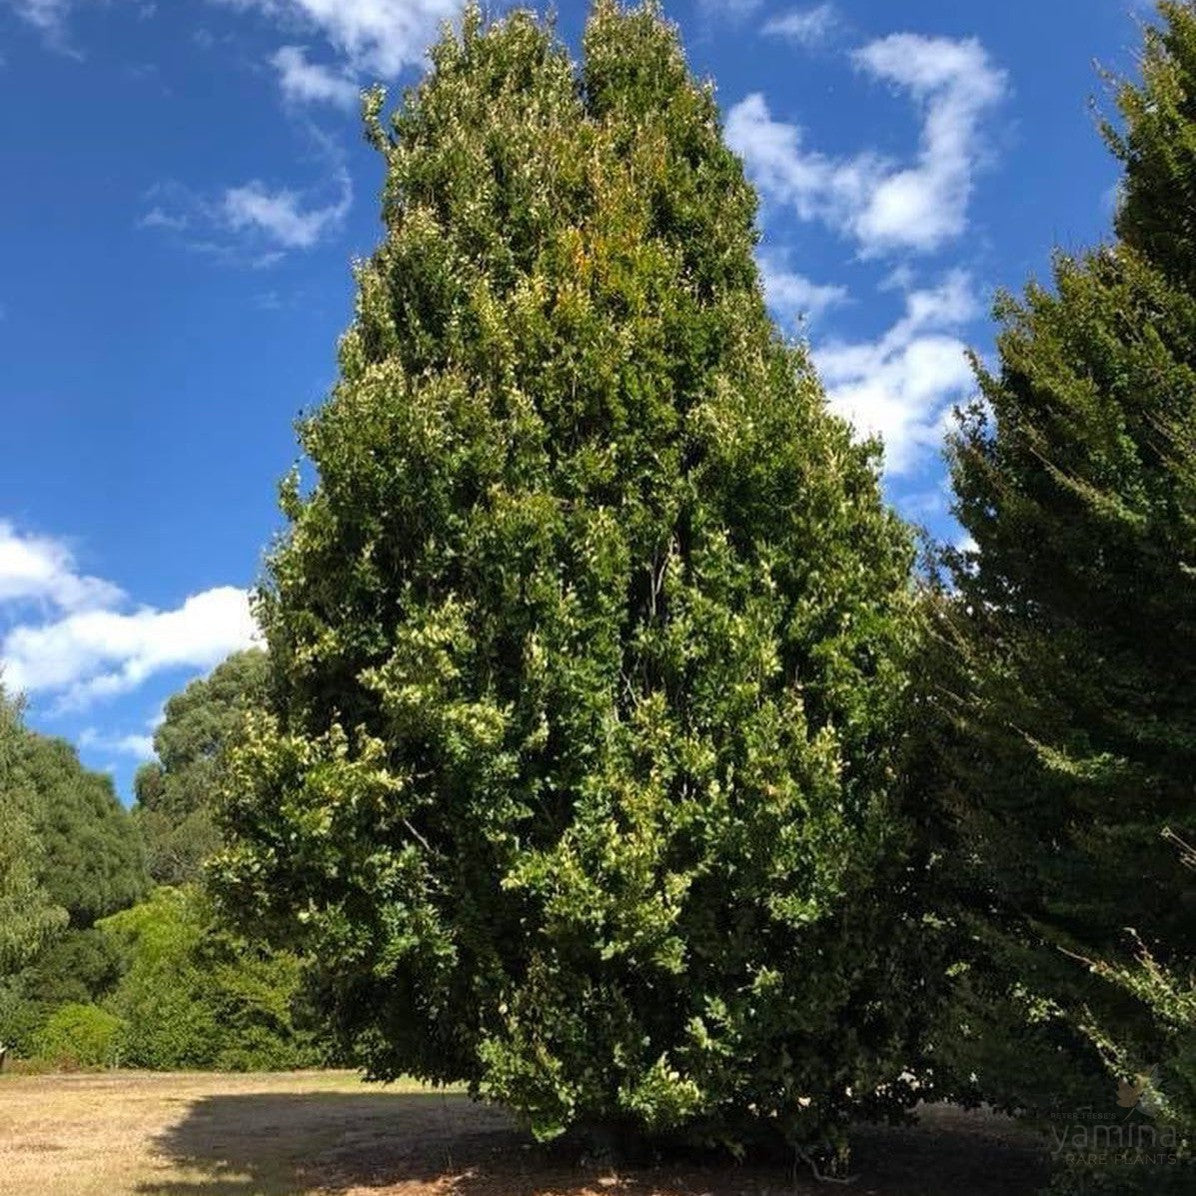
[221,167,352,249]
[0,521,123,612]
[762,4,838,48]
[727,34,1007,257]
[852,35,1007,252]
[140,168,352,259]
[3,587,260,708]
[0,522,258,711]
[78,727,156,761]
[726,93,879,238]
[759,253,848,325]
[220,0,460,99]
[271,45,360,108]
[813,270,979,475]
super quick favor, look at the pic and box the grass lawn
[0,1070,1048,1196]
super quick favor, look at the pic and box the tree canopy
[20,733,147,928]
[934,0,1196,1167]
[134,649,269,885]
[0,685,147,1054]
[99,886,318,1073]
[0,689,66,978]
[214,0,928,1154]
[1,656,315,1071]
[946,0,1196,978]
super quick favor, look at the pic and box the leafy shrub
[100,887,318,1072]
[0,927,127,1058]
[31,1003,124,1069]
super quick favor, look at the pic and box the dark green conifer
[940,1,1196,1166]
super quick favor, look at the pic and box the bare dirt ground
[0,1070,1048,1196]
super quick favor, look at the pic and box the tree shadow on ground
[140,1091,1048,1196]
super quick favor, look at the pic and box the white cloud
[2,585,260,708]
[138,206,189,232]
[759,253,848,325]
[9,0,63,28]
[11,1,456,101]
[219,0,460,78]
[1103,178,1123,216]
[221,167,352,249]
[852,35,1007,253]
[726,35,1007,256]
[0,521,123,612]
[78,727,156,761]
[813,270,979,475]
[726,93,882,237]
[5,0,88,54]
[762,4,838,48]
[0,519,260,713]
[7,0,71,35]
[698,0,763,21]
[271,44,360,108]
[144,169,352,258]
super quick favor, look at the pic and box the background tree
[936,0,1196,1167]
[99,887,318,1072]
[1063,833,1196,1194]
[21,734,147,928]
[0,691,146,1055]
[214,0,930,1158]
[0,688,66,979]
[2,656,315,1071]
[134,649,269,885]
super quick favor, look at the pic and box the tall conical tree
[941,0,1196,1133]
[214,1,927,1151]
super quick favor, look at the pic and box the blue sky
[0,0,1153,799]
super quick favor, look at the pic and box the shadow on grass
[138,1090,513,1196]
[140,1091,1048,1196]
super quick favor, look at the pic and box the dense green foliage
[134,650,269,885]
[0,690,66,981]
[2,927,126,1046]
[213,0,930,1155]
[932,0,1196,1179]
[0,697,146,1055]
[1,687,141,1054]
[1,658,315,1073]
[31,1002,125,1069]
[5,11,1194,1192]
[21,734,147,929]
[0,797,64,976]
[4,883,315,1072]
[100,887,318,1072]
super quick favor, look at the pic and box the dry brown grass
[0,1070,1047,1196]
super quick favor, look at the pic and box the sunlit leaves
[213,1,924,1150]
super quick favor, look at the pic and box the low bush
[31,1003,124,1070]
[100,887,319,1072]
